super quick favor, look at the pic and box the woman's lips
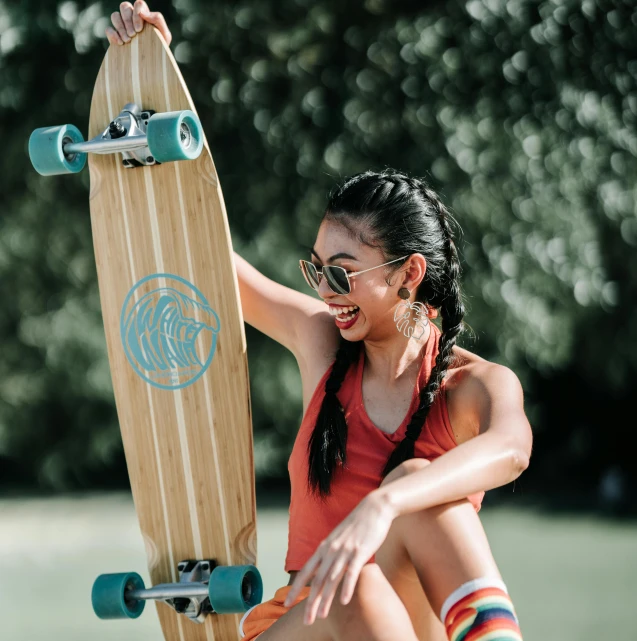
[334,309,360,329]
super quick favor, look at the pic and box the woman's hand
[283,492,396,625]
[106,1,172,47]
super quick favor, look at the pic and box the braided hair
[307,169,467,496]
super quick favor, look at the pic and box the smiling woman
[239,170,531,641]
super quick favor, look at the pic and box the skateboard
[28,25,261,640]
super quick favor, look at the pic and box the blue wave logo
[120,274,220,390]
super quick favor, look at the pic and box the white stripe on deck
[104,51,177,593]
[161,48,234,575]
[131,38,204,575]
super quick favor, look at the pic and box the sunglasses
[299,256,410,295]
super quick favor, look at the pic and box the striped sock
[440,577,523,641]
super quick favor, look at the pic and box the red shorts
[239,585,311,640]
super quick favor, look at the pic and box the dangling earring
[394,289,430,340]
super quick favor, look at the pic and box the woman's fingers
[119,2,136,37]
[132,0,147,32]
[316,553,352,618]
[139,7,172,45]
[105,26,124,46]
[110,11,131,43]
[283,554,321,606]
[107,1,172,47]
[304,546,355,624]
[307,549,347,618]
[340,557,366,605]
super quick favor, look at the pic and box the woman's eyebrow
[310,248,358,263]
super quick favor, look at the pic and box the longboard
[29,24,260,641]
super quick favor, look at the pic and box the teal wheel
[28,124,87,176]
[146,110,204,163]
[91,572,146,620]
[208,565,263,614]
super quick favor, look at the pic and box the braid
[382,179,466,477]
[307,336,362,496]
[314,168,467,484]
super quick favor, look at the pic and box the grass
[0,493,635,640]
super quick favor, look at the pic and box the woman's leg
[258,458,515,641]
[375,459,520,640]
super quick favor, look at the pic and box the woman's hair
[307,169,467,496]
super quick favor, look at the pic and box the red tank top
[285,322,485,572]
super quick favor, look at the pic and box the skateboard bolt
[109,120,126,139]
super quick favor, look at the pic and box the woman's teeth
[329,306,360,321]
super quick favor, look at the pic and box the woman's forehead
[315,219,379,259]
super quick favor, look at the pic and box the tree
[1,0,635,510]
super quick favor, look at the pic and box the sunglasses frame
[299,255,410,295]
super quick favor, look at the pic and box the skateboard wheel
[146,110,204,163]
[208,564,263,614]
[91,572,146,619]
[28,124,87,176]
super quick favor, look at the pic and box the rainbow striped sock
[440,577,523,641]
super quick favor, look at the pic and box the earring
[398,287,410,300]
[394,299,430,340]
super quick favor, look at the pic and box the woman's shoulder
[446,345,521,395]
[443,345,520,444]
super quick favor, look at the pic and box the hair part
[307,169,467,496]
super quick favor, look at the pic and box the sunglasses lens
[324,266,351,295]
[300,261,320,290]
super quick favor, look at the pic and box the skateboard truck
[128,560,217,623]
[52,102,159,168]
[91,561,263,622]
[28,104,204,176]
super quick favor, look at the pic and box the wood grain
[88,26,256,641]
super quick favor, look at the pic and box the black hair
[307,169,466,496]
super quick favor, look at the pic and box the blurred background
[1,0,636,639]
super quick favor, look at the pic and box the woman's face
[310,219,420,341]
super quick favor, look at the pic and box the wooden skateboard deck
[88,25,256,641]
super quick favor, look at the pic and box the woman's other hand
[106,1,172,47]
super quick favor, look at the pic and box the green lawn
[0,494,634,640]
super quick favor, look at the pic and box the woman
[108,5,532,640]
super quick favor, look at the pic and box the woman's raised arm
[234,252,335,360]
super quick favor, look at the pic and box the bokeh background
[1,0,636,639]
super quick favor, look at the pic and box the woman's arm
[234,251,334,360]
[372,362,532,517]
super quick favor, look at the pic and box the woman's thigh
[255,601,332,641]
[257,565,420,641]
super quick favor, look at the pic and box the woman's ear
[401,254,427,291]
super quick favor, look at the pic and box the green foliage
[1,0,635,497]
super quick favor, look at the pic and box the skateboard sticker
[120,273,220,390]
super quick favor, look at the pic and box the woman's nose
[317,273,335,298]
